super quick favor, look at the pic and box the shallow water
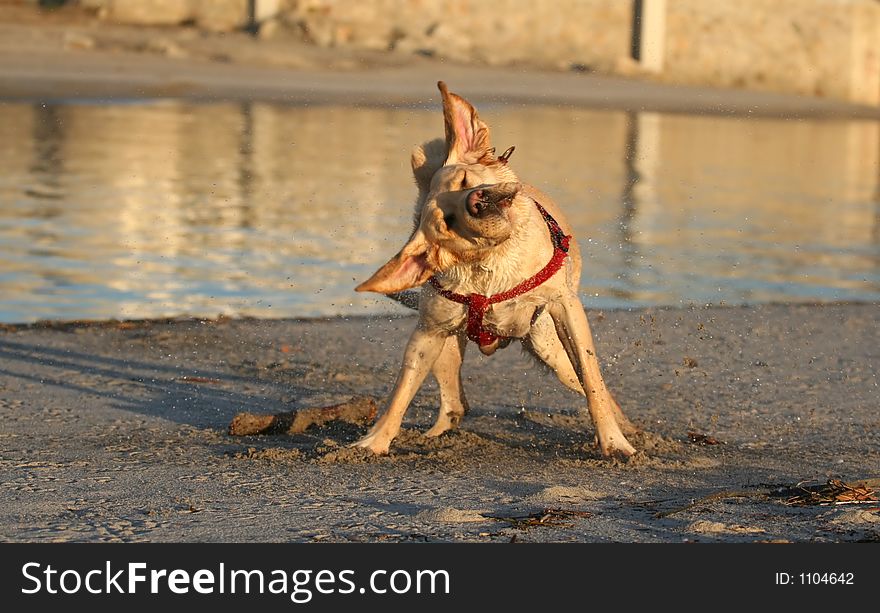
[0,100,878,323]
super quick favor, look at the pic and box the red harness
[428,199,572,348]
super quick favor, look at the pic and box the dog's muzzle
[466,183,520,218]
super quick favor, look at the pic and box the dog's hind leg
[351,327,446,454]
[524,310,583,394]
[606,389,638,436]
[425,333,469,437]
[547,294,637,458]
[525,312,639,436]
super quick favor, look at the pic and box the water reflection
[0,100,877,323]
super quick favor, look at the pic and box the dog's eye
[443,213,456,228]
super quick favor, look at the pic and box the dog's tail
[385,290,420,311]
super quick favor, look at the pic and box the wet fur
[353,82,639,458]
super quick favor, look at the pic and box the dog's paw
[424,411,462,438]
[349,431,393,455]
[424,423,454,438]
[594,434,638,460]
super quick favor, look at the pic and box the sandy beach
[1,14,878,543]
[0,303,877,542]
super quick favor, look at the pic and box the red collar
[428,198,571,348]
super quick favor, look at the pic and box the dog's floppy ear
[439,81,493,165]
[356,231,435,294]
[411,138,446,203]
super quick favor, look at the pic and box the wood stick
[228,396,377,436]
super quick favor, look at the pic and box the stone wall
[81,0,281,31]
[664,0,880,105]
[289,0,631,71]
[285,0,880,105]
[75,0,880,105]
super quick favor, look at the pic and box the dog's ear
[355,231,435,294]
[438,81,493,165]
[411,138,446,202]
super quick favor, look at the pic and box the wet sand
[0,303,877,542]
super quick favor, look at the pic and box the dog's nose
[467,189,497,217]
[466,184,518,217]
[466,189,487,217]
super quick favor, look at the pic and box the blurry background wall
[15,0,880,105]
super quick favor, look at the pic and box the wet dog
[353,82,638,458]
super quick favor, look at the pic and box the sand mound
[234,447,302,461]
[527,485,604,504]
[687,520,765,535]
[415,508,491,524]
[830,509,880,526]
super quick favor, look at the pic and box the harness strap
[428,198,571,348]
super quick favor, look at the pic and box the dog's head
[357,82,523,294]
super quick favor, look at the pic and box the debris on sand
[687,431,724,446]
[655,489,765,518]
[484,508,592,530]
[781,479,879,507]
[655,477,880,518]
[228,396,377,436]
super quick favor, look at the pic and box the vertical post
[631,0,666,73]
[246,0,281,36]
[630,0,643,62]
[245,0,258,35]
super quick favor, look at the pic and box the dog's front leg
[425,333,469,437]
[548,293,637,459]
[352,326,447,454]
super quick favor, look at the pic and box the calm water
[0,100,878,323]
